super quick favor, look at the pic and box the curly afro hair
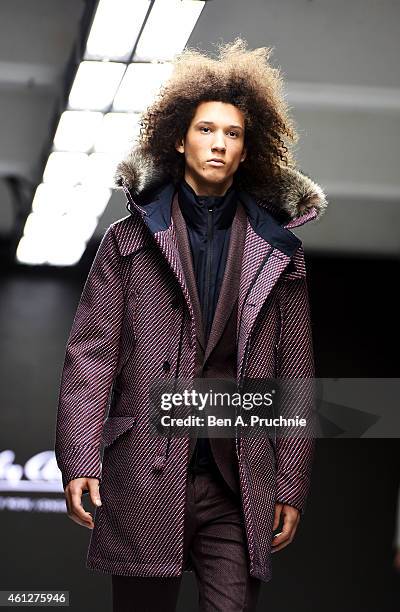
[134,37,300,200]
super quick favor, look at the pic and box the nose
[211,130,226,151]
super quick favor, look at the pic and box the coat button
[162,360,171,372]
[170,296,180,309]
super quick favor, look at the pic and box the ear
[175,138,184,154]
[240,146,247,162]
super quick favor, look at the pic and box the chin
[204,169,228,181]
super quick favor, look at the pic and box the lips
[207,159,225,165]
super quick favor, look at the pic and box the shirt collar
[177,178,237,231]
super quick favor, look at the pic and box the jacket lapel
[172,192,248,362]
[236,227,292,381]
[171,191,205,350]
[122,183,196,324]
[204,199,247,363]
[120,181,306,383]
[234,189,304,382]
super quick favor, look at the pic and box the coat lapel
[119,181,311,383]
[171,191,205,350]
[236,229,292,381]
[171,192,247,363]
[234,188,305,382]
[121,183,196,324]
[204,199,247,363]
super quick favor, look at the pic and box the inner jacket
[176,177,238,476]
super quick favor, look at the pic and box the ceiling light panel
[43,152,89,185]
[53,111,104,152]
[86,152,121,188]
[134,0,205,61]
[94,112,141,153]
[17,0,206,266]
[68,61,126,111]
[112,62,173,112]
[85,0,151,61]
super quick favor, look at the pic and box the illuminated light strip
[134,0,205,61]
[112,62,174,112]
[85,0,151,62]
[16,0,206,266]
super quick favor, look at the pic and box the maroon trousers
[111,468,261,611]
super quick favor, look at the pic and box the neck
[177,177,237,231]
[183,173,234,197]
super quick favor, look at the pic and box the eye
[199,127,240,137]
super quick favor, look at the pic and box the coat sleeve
[274,247,316,516]
[54,225,125,489]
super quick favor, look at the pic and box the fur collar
[114,146,328,224]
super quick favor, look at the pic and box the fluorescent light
[112,62,173,112]
[94,112,141,154]
[46,241,88,266]
[32,184,82,218]
[16,236,46,265]
[53,111,103,152]
[68,61,126,111]
[85,152,121,188]
[85,0,150,61]
[31,183,111,219]
[31,184,79,217]
[19,0,207,266]
[43,152,89,185]
[134,0,205,61]
[17,229,89,266]
[72,185,112,218]
[18,177,106,264]
[21,180,112,267]
[24,207,96,243]
[23,211,56,241]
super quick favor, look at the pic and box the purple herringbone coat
[55,146,327,583]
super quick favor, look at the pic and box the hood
[113,146,328,229]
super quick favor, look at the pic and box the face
[175,100,247,196]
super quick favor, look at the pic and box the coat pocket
[101,416,137,448]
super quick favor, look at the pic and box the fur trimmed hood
[114,146,328,226]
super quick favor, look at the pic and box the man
[55,38,327,611]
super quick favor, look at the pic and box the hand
[65,477,102,529]
[271,502,300,553]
